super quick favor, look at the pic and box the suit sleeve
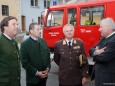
[47,49,51,70]
[81,41,89,77]
[45,41,51,70]
[93,40,115,63]
[89,47,96,57]
[89,38,104,57]
[54,43,60,66]
[19,43,38,76]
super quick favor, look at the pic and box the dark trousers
[59,84,82,86]
[27,79,47,86]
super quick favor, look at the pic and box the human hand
[82,77,87,86]
[94,47,106,55]
[36,71,47,78]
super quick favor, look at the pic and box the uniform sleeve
[19,43,38,76]
[54,43,60,66]
[81,41,89,77]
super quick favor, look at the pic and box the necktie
[68,41,71,49]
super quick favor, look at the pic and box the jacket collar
[62,38,77,45]
[3,33,12,40]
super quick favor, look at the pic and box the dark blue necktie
[68,41,71,49]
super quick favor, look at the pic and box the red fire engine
[41,0,115,65]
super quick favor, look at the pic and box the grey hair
[63,24,74,33]
[100,18,115,30]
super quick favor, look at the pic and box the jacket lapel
[102,33,115,47]
[62,39,69,51]
[62,39,77,51]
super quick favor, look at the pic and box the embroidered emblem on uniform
[73,46,80,49]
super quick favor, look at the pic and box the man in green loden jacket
[20,23,51,86]
[0,16,21,86]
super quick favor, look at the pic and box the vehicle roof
[50,0,115,9]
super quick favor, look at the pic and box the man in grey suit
[89,18,115,86]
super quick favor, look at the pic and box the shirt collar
[30,36,38,41]
[106,31,115,38]
[65,38,73,43]
[3,33,12,40]
[65,38,73,46]
[63,38,77,45]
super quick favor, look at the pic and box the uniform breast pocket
[73,49,81,56]
[59,49,67,58]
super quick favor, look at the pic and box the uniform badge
[73,46,80,49]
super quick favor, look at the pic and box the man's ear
[4,26,8,31]
[30,30,33,34]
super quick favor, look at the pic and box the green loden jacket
[0,34,20,86]
[19,37,51,84]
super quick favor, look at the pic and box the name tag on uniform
[73,46,80,49]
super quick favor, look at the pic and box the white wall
[21,0,59,31]
[21,0,44,31]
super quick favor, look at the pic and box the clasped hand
[36,70,48,78]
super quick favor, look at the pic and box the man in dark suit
[54,24,88,86]
[19,23,51,86]
[89,18,115,86]
[0,16,21,86]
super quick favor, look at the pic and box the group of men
[0,16,115,86]
[0,16,50,86]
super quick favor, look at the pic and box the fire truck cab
[41,0,115,65]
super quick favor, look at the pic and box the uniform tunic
[54,38,88,85]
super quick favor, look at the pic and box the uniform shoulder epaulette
[76,38,83,42]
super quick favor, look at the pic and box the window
[31,0,38,7]
[47,1,50,7]
[68,8,77,26]
[46,10,64,26]
[44,0,50,8]
[2,5,9,16]
[80,6,104,25]
[44,0,46,8]
[38,17,41,24]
